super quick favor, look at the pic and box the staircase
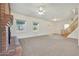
[61,15,78,37]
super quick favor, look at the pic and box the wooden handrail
[61,15,78,37]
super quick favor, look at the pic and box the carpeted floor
[19,34,79,56]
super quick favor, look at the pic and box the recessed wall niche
[16,20,25,31]
[33,22,39,32]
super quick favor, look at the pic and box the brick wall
[0,3,22,56]
[0,3,11,52]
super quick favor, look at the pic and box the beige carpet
[19,34,79,56]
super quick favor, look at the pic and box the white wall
[11,13,55,39]
[11,12,76,39]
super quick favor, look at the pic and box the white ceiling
[10,3,79,21]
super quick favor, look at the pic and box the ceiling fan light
[39,7,43,10]
[38,12,44,15]
[37,7,45,15]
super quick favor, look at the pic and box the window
[64,24,69,29]
[16,20,25,30]
[33,22,39,32]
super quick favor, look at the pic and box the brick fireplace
[0,3,22,56]
[0,3,12,52]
